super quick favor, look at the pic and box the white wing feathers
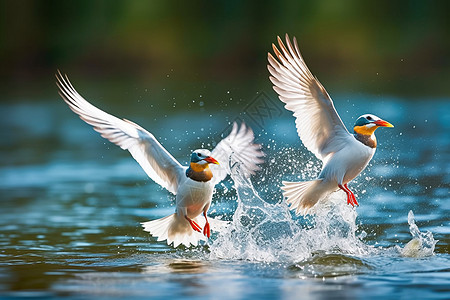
[268,34,351,161]
[56,71,184,194]
[211,122,264,184]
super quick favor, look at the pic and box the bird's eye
[197,153,202,157]
[366,116,372,120]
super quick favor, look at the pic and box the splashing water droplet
[209,161,374,262]
[400,210,437,258]
[206,146,437,264]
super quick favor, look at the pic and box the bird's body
[145,165,216,247]
[268,35,393,215]
[319,135,375,185]
[176,174,214,219]
[56,72,264,247]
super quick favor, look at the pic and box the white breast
[176,176,215,218]
[319,137,375,185]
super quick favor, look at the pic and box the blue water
[0,95,449,299]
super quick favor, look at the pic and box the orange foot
[185,216,201,232]
[339,184,359,207]
[203,212,210,238]
[203,221,210,238]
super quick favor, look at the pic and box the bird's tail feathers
[141,214,229,248]
[281,179,325,215]
[141,214,205,248]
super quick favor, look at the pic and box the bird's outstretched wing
[56,71,184,194]
[210,122,264,184]
[268,34,351,161]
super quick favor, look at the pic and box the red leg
[185,216,201,232]
[203,212,210,238]
[338,184,352,205]
[339,184,359,207]
[344,184,358,206]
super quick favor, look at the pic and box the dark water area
[0,95,449,299]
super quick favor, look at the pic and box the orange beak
[373,119,394,128]
[204,156,219,165]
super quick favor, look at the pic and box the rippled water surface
[0,96,449,299]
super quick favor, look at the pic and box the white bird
[56,71,264,247]
[267,35,393,215]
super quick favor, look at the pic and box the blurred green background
[1,0,449,106]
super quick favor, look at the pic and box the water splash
[400,210,438,258]
[209,155,438,264]
[209,163,374,262]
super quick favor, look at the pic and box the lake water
[0,94,449,299]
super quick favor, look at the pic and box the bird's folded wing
[268,34,351,160]
[56,71,184,194]
[210,122,264,184]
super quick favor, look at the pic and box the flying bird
[56,71,264,247]
[267,35,393,215]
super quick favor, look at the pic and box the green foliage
[1,0,449,101]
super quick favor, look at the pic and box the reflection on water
[167,260,208,274]
[143,259,209,274]
[0,97,449,299]
[289,253,374,278]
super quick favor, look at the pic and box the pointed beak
[204,156,219,165]
[373,119,394,128]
